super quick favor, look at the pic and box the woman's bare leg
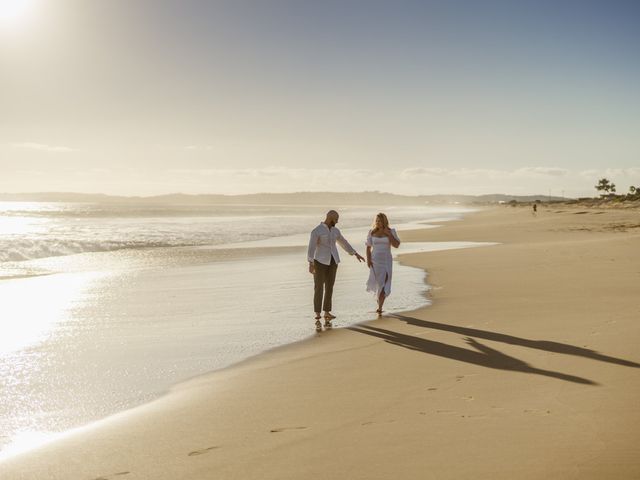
[377,291,386,313]
[377,273,389,313]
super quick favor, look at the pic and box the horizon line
[0,190,572,199]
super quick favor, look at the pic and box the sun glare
[0,0,35,25]
[0,272,102,354]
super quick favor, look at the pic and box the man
[307,210,365,331]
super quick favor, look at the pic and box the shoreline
[0,213,476,461]
[2,205,639,479]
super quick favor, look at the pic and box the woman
[366,212,401,315]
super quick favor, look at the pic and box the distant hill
[0,191,567,205]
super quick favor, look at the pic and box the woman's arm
[387,228,400,248]
[366,245,372,267]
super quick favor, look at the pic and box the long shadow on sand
[348,325,598,385]
[391,314,640,368]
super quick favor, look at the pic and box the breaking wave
[0,239,187,263]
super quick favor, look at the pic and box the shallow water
[0,203,481,460]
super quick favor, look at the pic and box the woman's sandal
[376,309,383,315]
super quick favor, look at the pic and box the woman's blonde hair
[371,212,389,233]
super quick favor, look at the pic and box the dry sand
[1,204,639,479]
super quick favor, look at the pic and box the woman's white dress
[366,229,400,297]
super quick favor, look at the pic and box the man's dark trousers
[313,256,337,313]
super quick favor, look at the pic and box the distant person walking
[532,203,538,216]
[308,210,365,331]
[366,213,401,315]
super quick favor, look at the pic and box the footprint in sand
[93,473,130,480]
[523,409,551,415]
[270,426,307,433]
[427,387,438,391]
[188,446,220,456]
[361,420,396,426]
[436,410,457,415]
[462,396,474,401]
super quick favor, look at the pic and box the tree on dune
[595,178,616,197]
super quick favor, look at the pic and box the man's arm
[337,231,365,262]
[307,228,318,273]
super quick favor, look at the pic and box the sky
[1,0,639,197]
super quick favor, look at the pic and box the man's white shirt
[307,222,357,265]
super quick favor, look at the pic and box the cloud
[72,168,112,177]
[605,168,640,178]
[158,165,637,197]
[401,167,568,179]
[579,169,600,178]
[10,142,78,152]
[579,168,640,179]
[167,166,573,188]
[514,167,569,177]
[183,145,215,151]
[167,167,380,179]
[400,168,450,177]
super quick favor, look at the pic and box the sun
[0,0,35,25]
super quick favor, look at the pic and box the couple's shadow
[348,314,640,385]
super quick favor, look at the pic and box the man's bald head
[325,210,339,227]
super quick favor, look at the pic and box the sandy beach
[1,204,639,479]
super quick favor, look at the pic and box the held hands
[355,253,365,263]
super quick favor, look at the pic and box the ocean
[0,201,479,460]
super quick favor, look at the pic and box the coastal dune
[1,206,639,479]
